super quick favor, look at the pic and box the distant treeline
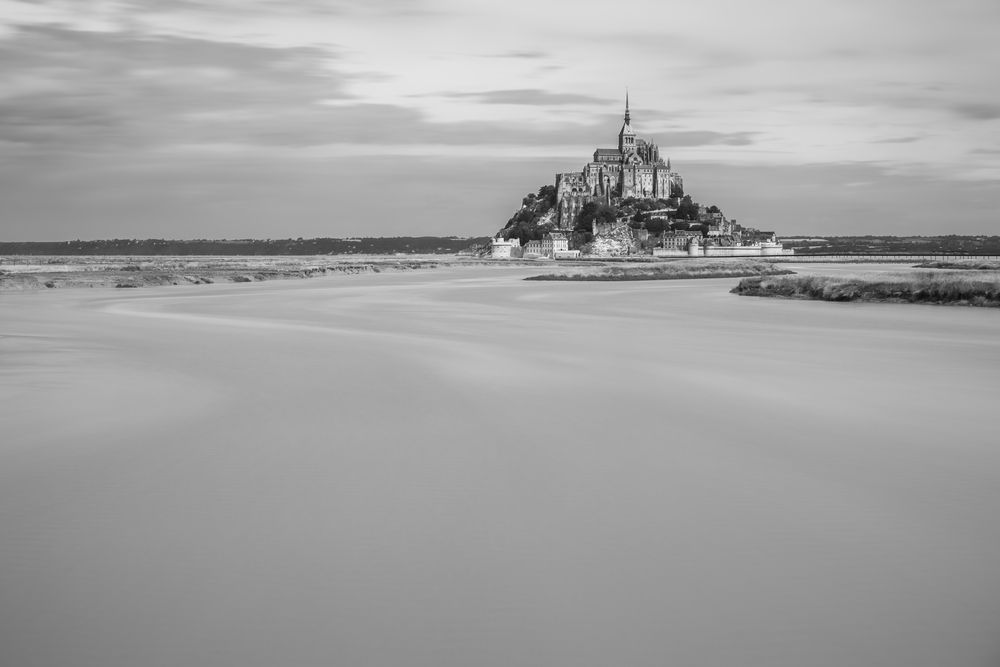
[0,237,492,256]
[785,235,1000,255]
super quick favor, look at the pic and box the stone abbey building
[555,95,683,228]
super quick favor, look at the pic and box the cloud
[953,103,1000,120]
[2,0,997,241]
[657,131,758,147]
[0,25,755,154]
[0,25,347,149]
[19,0,437,19]
[875,136,921,144]
[437,89,614,106]
[235,105,759,151]
[482,50,548,59]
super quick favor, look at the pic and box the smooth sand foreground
[2,263,999,667]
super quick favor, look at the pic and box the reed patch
[526,260,794,282]
[733,271,1000,307]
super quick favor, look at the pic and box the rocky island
[490,96,791,260]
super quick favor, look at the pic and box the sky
[1,0,998,241]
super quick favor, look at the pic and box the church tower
[617,92,636,154]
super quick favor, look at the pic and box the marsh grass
[0,257,440,290]
[733,271,1000,306]
[914,260,1000,271]
[526,260,794,282]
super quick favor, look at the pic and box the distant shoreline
[0,237,491,257]
[3,234,1000,257]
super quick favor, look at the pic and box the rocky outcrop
[586,223,635,257]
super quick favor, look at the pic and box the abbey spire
[618,91,636,153]
[555,95,683,227]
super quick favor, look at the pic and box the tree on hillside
[537,185,557,209]
[645,217,668,235]
[496,184,562,244]
[675,195,699,221]
[504,219,552,246]
[513,206,536,224]
[574,201,618,232]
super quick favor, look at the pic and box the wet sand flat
[2,263,999,667]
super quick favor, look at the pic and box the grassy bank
[732,272,1000,307]
[526,260,794,282]
[914,260,1000,270]
[0,257,439,290]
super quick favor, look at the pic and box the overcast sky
[1,0,998,240]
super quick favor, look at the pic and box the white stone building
[490,236,521,259]
[524,239,543,257]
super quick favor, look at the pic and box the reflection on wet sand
[2,263,999,667]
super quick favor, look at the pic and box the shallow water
[2,263,999,667]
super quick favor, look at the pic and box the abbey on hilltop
[555,93,683,228]
[491,95,790,259]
